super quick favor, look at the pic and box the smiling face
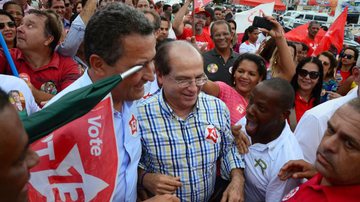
[315,104,360,186]
[297,62,320,93]
[0,15,16,45]
[0,104,39,202]
[245,83,286,141]
[157,43,204,116]
[212,23,232,50]
[4,4,23,27]
[233,59,262,98]
[193,13,206,32]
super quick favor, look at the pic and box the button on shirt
[138,90,244,202]
[45,71,141,202]
[237,118,304,202]
[203,49,240,86]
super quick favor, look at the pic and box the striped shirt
[138,90,244,202]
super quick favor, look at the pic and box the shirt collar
[16,50,60,71]
[211,48,237,58]
[249,122,293,161]
[158,88,201,120]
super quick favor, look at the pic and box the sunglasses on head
[0,21,16,29]
[298,69,320,79]
[342,54,354,59]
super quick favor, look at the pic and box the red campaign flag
[194,0,211,9]
[28,95,119,201]
[285,23,326,45]
[312,7,348,56]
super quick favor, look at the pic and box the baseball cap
[194,7,211,18]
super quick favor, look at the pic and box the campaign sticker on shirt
[205,125,220,144]
[19,73,30,82]
[129,114,138,136]
[229,66,233,74]
[282,186,299,201]
[207,63,218,73]
[41,81,58,95]
[8,90,28,118]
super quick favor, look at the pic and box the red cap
[194,7,210,17]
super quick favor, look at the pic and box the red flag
[28,96,119,201]
[194,0,211,9]
[312,7,348,56]
[285,23,326,45]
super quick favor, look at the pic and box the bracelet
[140,171,148,187]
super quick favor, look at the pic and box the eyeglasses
[298,69,320,79]
[321,61,330,66]
[342,54,354,59]
[0,21,16,29]
[169,75,208,88]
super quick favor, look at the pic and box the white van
[283,11,334,29]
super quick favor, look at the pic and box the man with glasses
[173,0,214,51]
[137,41,244,201]
[203,20,239,85]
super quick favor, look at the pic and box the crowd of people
[0,0,360,201]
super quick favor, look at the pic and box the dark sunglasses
[342,54,354,59]
[298,69,320,79]
[0,21,16,29]
[321,61,330,66]
[65,3,70,7]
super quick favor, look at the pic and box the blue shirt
[46,71,141,202]
[138,90,244,202]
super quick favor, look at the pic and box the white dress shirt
[237,118,304,202]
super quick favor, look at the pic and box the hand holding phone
[252,16,273,31]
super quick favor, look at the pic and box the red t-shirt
[302,36,316,56]
[282,173,360,202]
[1,48,80,95]
[340,69,351,82]
[294,92,315,122]
[177,27,214,51]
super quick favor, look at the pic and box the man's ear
[156,68,164,87]
[89,54,108,77]
[44,35,54,46]
[282,109,291,121]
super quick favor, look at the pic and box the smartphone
[252,16,273,30]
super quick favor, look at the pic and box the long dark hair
[290,57,324,107]
[241,25,257,43]
[231,53,267,87]
[0,10,17,48]
[318,51,337,79]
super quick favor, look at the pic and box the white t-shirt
[0,74,39,118]
[295,87,359,164]
[239,41,260,54]
[237,118,304,202]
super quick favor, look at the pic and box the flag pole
[0,33,19,77]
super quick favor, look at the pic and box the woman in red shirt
[289,57,323,131]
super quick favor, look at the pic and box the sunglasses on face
[0,21,16,29]
[321,61,330,66]
[342,54,354,59]
[298,69,320,79]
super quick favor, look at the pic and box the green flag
[22,65,143,143]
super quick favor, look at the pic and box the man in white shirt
[46,3,178,202]
[237,78,304,201]
[295,66,360,164]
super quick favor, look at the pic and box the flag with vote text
[28,95,119,201]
